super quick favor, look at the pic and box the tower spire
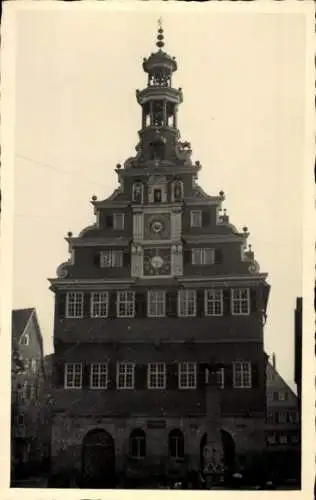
[156,18,165,49]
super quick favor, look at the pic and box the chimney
[272,353,276,369]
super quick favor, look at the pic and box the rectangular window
[192,248,215,265]
[267,433,276,445]
[65,363,82,389]
[289,411,298,424]
[90,363,108,389]
[190,210,202,228]
[66,292,84,318]
[278,391,287,401]
[267,391,273,401]
[91,292,109,318]
[117,291,135,318]
[178,290,196,317]
[20,381,28,402]
[277,411,287,424]
[117,362,135,389]
[147,290,166,318]
[100,250,123,268]
[178,362,197,389]
[205,289,223,316]
[216,367,225,389]
[231,288,250,315]
[23,358,30,373]
[279,435,288,445]
[31,359,37,374]
[18,414,24,426]
[30,384,36,400]
[233,361,252,388]
[148,363,166,389]
[20,334,29,346]
[113,213,125,230]
[267,412,274,425]
[291,434,299,444]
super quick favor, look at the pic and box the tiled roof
[11,308,34,341]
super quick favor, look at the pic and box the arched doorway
[200,431,236,475]
[220,429,236,473]
[82,429,115,488]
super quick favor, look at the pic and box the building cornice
[65,237,131,248]
[184,198,222,207]
[48,278,135,292]
[92,201,129,210]
[177,274,268,286]
[131,204,182,213]
[183,233,247,244]
[116,164,200,178]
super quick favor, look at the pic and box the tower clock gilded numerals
[143,213,171,241]
[143,247,171,276]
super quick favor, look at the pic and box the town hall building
[49,24,270,487]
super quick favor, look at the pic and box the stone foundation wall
[51,413,265,478]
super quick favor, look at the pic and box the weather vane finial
[156,18,165,49]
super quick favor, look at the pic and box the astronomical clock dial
[143,248,171,276]
[144,213,171,241]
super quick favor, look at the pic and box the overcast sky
[12,7,307,388]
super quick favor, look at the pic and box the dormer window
[20,334,29,346]
[132,182,143,204]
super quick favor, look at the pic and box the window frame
[266,412,274,425]
[278,391,287,401]
[100,249,123,268]
[169,429,185,459]
[204,289,224,316]
[279,434,288,445]
[64,363,82,389]
[233,361,252,389]
[267,433,276,445]
[129,430,146,459]
[277,411,287,424]
[116,362,135,390]
[178,290,196,317]
[113,213,125,231]
[90,363,109,389]
[117,291,135,318]
[147,363,166,389]
[147,290,166,318]
[20,334,30,346]
[66,292,84,319]
[178,362,197,390]
[231,288,250,316]
[191,248,215,265]
[90,292,109,318]
[190,210,202,228]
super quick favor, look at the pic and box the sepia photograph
[1,1,314,495]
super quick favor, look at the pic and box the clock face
[151,255,164,269]
[143,248,171,276]
[144,213,171,241]
[151,220,164,233]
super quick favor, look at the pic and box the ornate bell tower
[119,21,199,280]
[135,20,182,164]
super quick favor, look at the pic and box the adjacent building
[265,354,300,482]
[49,25,270,487]
[11,308,48,480]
